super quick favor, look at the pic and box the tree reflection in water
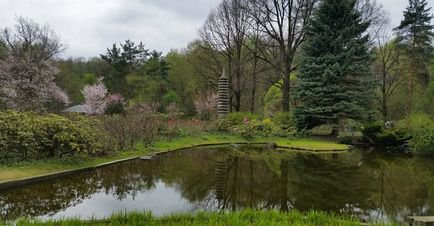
[0,146,433,223]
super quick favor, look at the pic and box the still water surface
[1,145,433,223]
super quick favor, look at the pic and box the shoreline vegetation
[12,210,397,226]
[0,133,348,184]
[0,0,432,224]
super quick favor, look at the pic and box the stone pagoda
[217,70,230,118]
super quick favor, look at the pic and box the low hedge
[0,111,98,163]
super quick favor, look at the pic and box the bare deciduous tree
[373,22,403,122]
[200,0,250,112]
[356,0,388,41]
[245,0,318,112]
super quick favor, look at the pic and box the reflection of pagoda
[215,159,227,209]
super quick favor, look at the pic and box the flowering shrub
[82,79,108,115]
[194,92,218,120]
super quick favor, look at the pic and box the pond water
[1,145,434,223]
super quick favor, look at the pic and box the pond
[1,145,434,223]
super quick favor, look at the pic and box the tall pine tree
[394,0,434,113]
[294,0,372,132]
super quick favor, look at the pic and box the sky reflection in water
[1,145,433,223]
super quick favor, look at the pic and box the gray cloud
[0,0,431,58]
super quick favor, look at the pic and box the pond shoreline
[14,210,375,226]
[3,142,429,225]
[0,134,349,191]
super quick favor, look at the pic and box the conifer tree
[394,0,434,113]
[294,0,373,132]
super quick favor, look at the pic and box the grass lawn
[13,210,396,226]
[0,133,349,183]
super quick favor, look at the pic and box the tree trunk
[408,61,414,116]
[234,91,241,112]
[382,71,388,123]
[250,80,256,113]
[282,67,291,112]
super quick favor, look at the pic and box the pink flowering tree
[106,94,125,105]
[82,79,108,115]
[194,92,218,120]
[0,17,70,111]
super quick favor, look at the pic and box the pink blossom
[106,94,125,104]
[82,79,108,115]
[0,56,70,110]
[194,92,218,119]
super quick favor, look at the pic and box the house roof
[62,105,87,113]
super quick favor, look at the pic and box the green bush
[362,122,410,147]
[214,118,233,132]
[396,113,434,132]
[227,112,262,125]
[0,111,97,164]
[272,112,294,128]
[221,117,296,140]
[263,83,282,116]
[410,126,434,157]
[105,102,125,115]
[66,114,115,156]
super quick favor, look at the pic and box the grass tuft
[11,210,399,226]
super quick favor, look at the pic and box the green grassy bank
[13,210,396,226]
[0,133,348,183]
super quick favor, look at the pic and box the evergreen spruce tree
[294,0,372,132]
[394,0,434,113]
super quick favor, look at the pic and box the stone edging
[0,142,349,191]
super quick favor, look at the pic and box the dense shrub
[362,122,410,147]
[105,94,126,115]
[396,113,434,132]
[215,118,233,132]
[100,113,161,150]
[271,112,294,128]
[393,114,434,156]
[158,117,212,138]
[105,102,125,115]
[216,115,296,140]
[0,111,97,163]
[263,84,282,116]
[227,112,262,124]
[66,114,115,156]
[411,126,434,157]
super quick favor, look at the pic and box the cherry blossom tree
[0,17,69,111]
[194,92,218,120]
[82,79,108,115]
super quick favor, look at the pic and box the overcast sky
[0,0,432,58]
